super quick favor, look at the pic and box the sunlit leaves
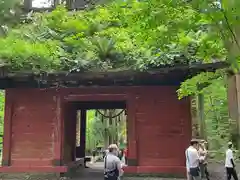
[0,36,61,72]
[0,0,228,73]
[177,70,225,99]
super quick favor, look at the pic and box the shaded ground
[1,162,240,180]
[69,162,240,180]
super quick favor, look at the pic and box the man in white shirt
[225,142,238,180]
[185,139,200,180]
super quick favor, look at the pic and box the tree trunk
[115,113,119,144]
[227,74,240,148]
[76,110,80,146]
[198,93,206,140]
[54,0,61,7]
[109,110,113,144]
[191,97,200,138]
[103,110,108,149]
[66,0,74,9]
[24,0,32,11]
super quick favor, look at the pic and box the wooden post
[76,110,80,147]
[71,109,77,161]
[24,0,32,11]
[66,0,74,9]
[191,97,199,138]
[53,93,63,166]
[197,94,206,140]
[115,112,119,144]
[54,0,60,7]
[127,95,138,166]
[103,110,108,149]
[80,109,86,158]
[2,90,13,166]
[227,74,240,148]
[109,110,113,144]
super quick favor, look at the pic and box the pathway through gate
[70,162,240,180]
[0,162,238,179]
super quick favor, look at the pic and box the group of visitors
[104,144,126,180]
[186,139,238,180]
[103,139,239,180]
[186,139,209,180]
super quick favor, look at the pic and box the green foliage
[177,70,225,98]
[86,110,126,151]
[0,1,227,72]
[86,110,96,151]
[0,36,61,71]
[0,0,23,35]
[204,78,230,158]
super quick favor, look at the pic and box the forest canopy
[0,0,227,73]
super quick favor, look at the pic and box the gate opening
[63,101,127,171]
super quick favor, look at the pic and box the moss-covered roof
[0,62,228,88]
[0,1,226,73]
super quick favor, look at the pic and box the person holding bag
[104,144,124,180]
[185,139,201,180]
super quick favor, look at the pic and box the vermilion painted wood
[2,90,13,166]
[62,103,77,164]
[53,90,62,165]
[64,94,127,102]
[0,166,67,172]
[2,86,191,175]
[8,89,56,168]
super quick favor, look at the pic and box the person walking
[104,144,123,180]
[198,140,210,180]
[186,139,201,180]
[225,142,238,180]
[92,148,97,163]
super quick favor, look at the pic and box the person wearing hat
[186,139,201,180]
[104,144,123,180]
[225,142,238,180]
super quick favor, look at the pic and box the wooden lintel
[64,94,127,102]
